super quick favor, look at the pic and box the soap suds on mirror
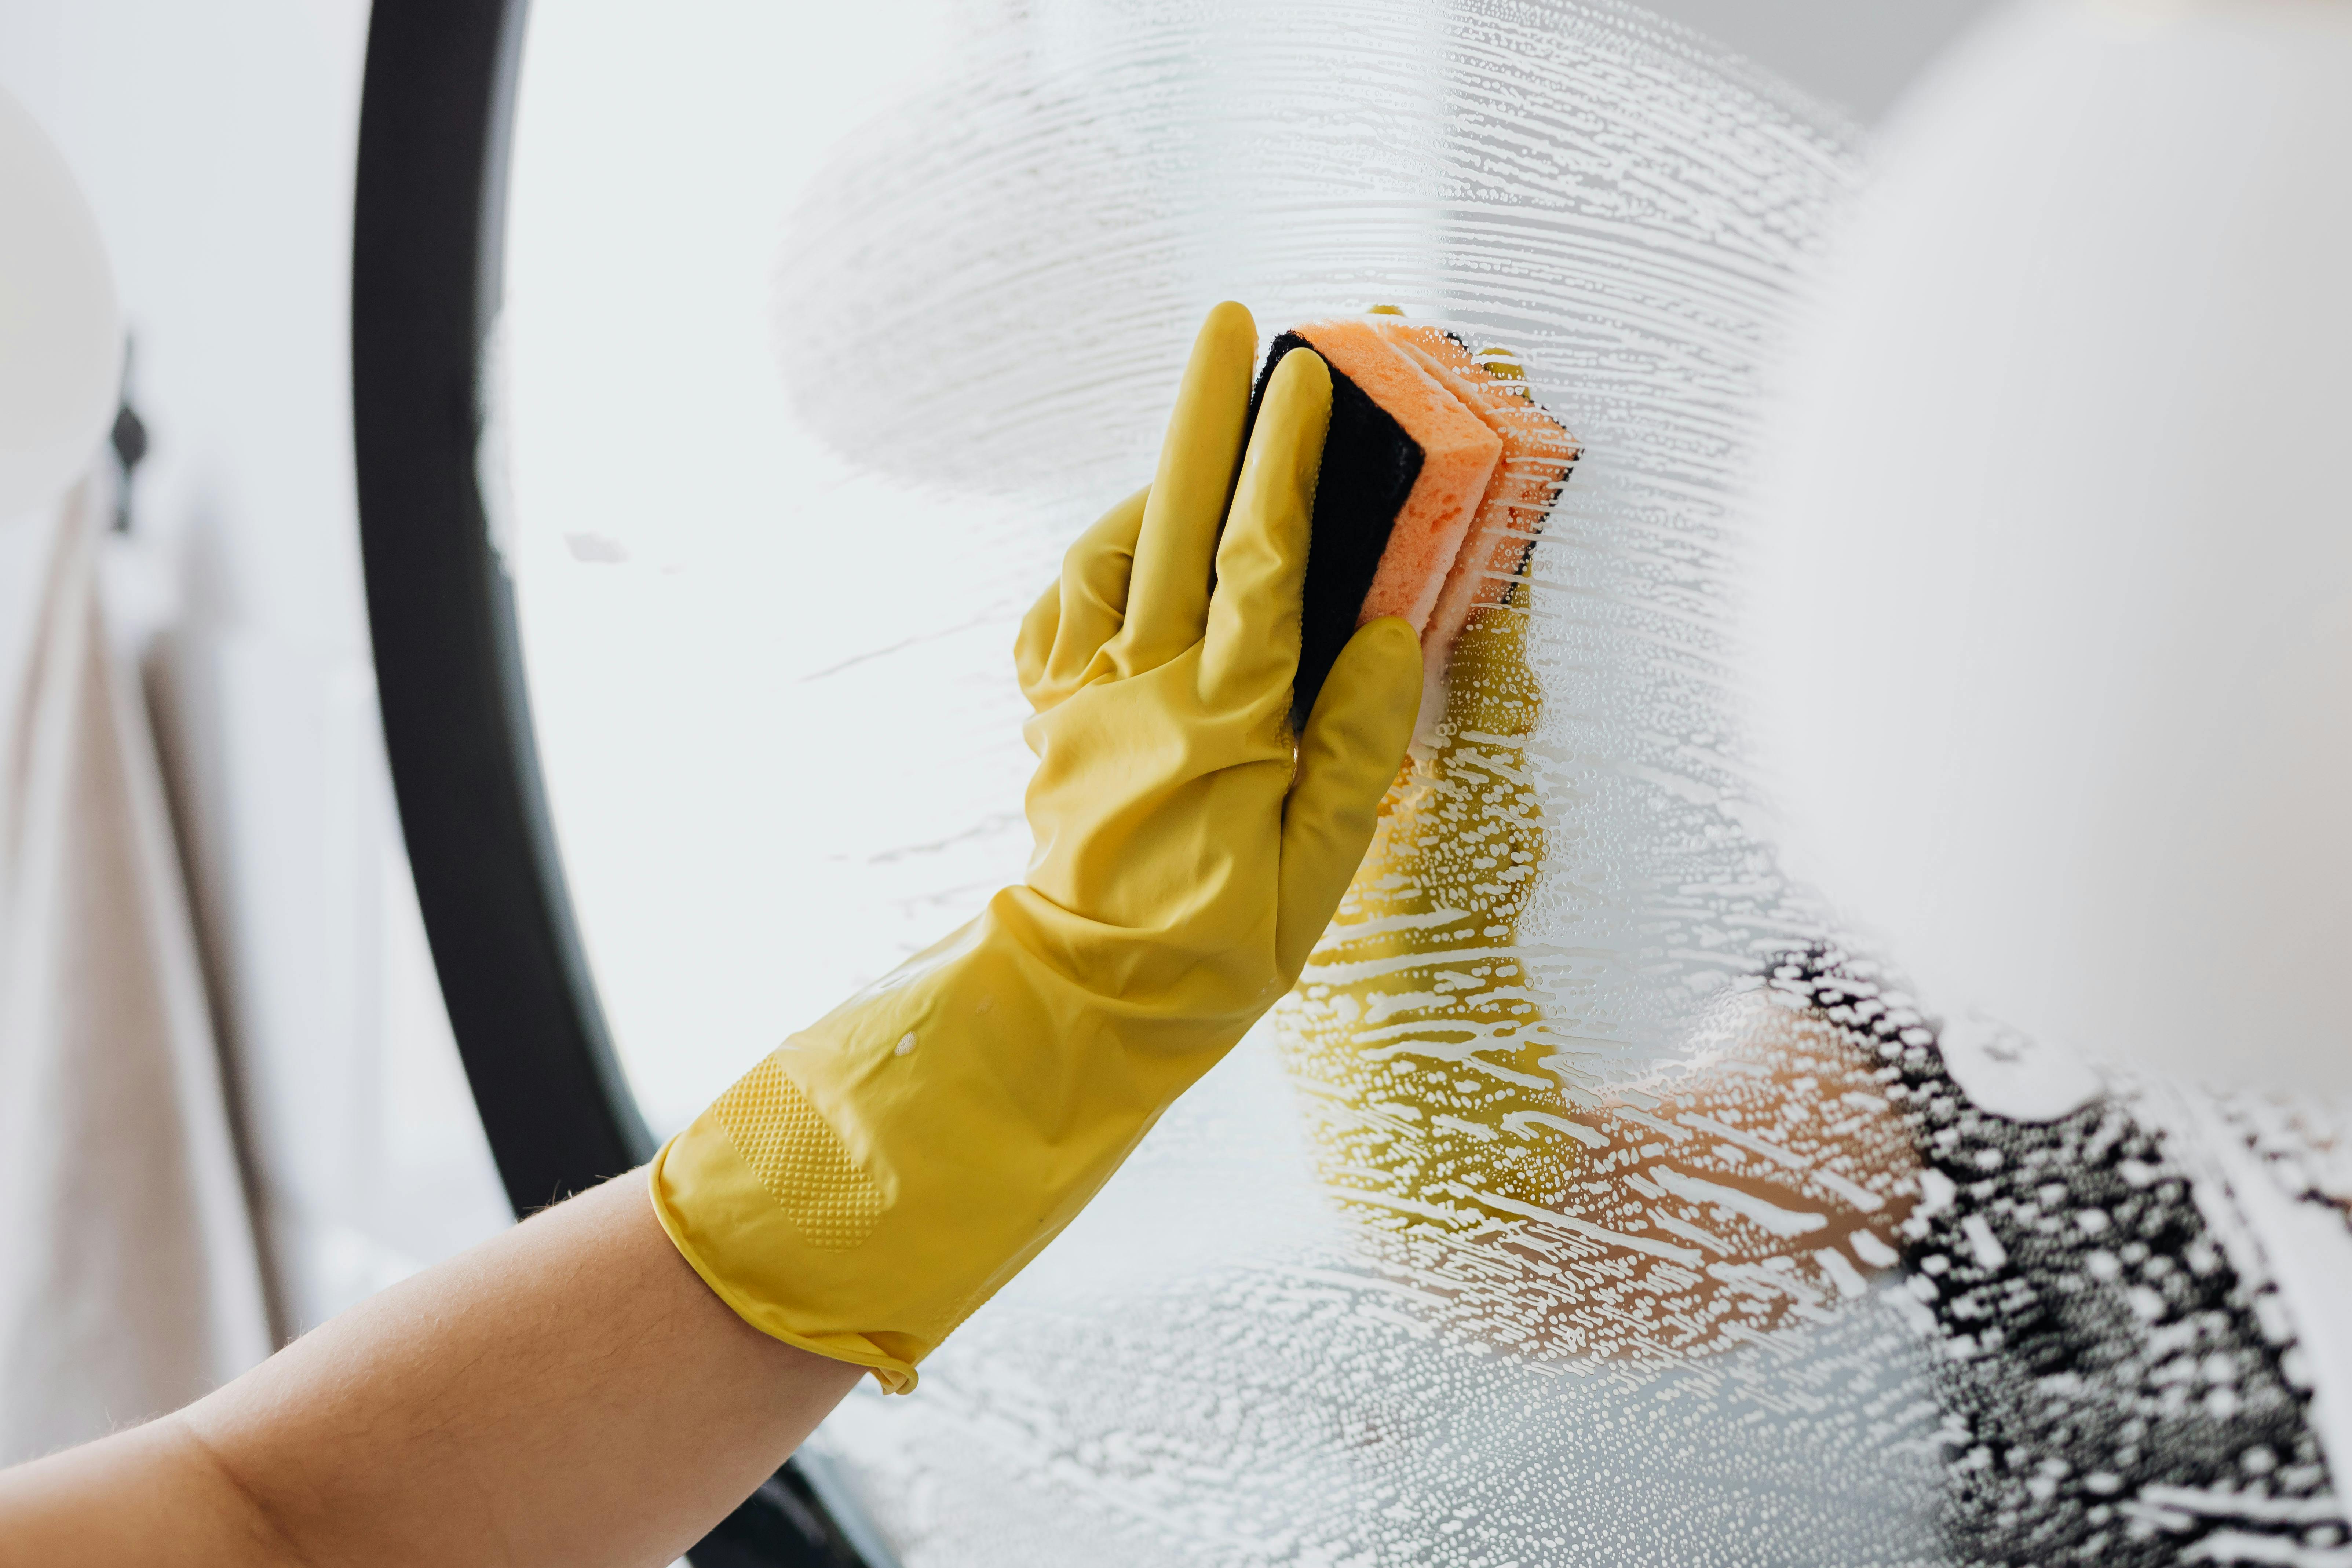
[741,1,2351,1562]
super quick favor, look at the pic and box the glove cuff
[647,1131,923,1392]
[646,903,1180,1392]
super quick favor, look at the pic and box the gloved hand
[650,302,1424,1392]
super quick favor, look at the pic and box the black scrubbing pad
[1244,332,1424,728]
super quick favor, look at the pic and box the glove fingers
[1277,616,1424,978]
[1108,301,1257,675]
[1202,346,1330,711]
[1018,486,1147,711]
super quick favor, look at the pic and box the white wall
[0,0,509,1339]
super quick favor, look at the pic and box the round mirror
[344,0,2350,1562]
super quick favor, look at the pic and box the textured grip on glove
[709,1059,882,1253]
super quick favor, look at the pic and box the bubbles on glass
[500,0,2348,1559]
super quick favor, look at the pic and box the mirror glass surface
[495,3,2348,1563]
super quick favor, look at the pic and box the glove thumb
[1277,615,1423,979]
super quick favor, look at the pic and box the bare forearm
[0,1175,860,1568]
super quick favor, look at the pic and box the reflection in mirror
[497,1,2348,1562]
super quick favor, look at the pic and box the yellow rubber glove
[650,303,1425,1392]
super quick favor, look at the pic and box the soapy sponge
[1374,320,1579,729]
[1250,314,1576,725]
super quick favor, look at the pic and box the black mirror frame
[350,4,887,1563]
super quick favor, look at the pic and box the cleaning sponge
[1374,321,1580,731]
[1251,314,1575,725]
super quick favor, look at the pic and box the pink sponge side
[1376,322,1579,661]
[1289,318,1502,637]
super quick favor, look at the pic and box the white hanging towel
[0,479,272,1462]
